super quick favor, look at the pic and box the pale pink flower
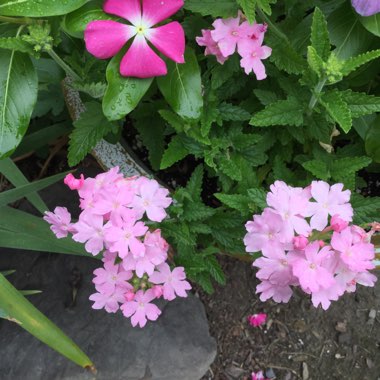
[247,313,267,327]
[89,287,125,313]
[64,173,85,190]
[196,29,228,64]
[305,181,353,231]
[335,265,377,293]
[152,285,164,298]
[293,235,309,250]
[330,214,349,232]
[331,228,375,272]
[120,289,161,328]
[310,281,345,310]
[44,207,74,238]
[256,280,293,303]
[238,40,272,79]
[149,263,191,301]
[292,242,335,292]
[85,0,185,78]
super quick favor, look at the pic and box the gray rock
[0,178,216,380]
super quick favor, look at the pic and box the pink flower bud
[124,291,135,302]
[152,285,163,298]
[330,214,349,232]
[318,240,325,247]
[64,173,85,190]
[247,313,267,327]
[293,235,308,250]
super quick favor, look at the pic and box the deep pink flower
[44,207,74,239]
[251,371,269,380]
[352,0,380,16]
[89,287,125,313]
[247,313,267,327]
[64,173,85,190]
[149,263,191,300]
[196,29,228,64]
[120,289,161,327]
[84,0,185,78]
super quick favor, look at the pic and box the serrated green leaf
[204,256,226,285]
[331,156,372,185]
[214,193,251,214]
[68,102,116,166]
[307,46,324,77]
[365,116,380,163]
[159,109,184,133]
[247,188,267,209]
[237,0,256,23]
[183,0,239,17]
[311,7,331,60]
[71,81,106,99]
[320,91,352,133]
[250,98,304,127]
[257,0,276,15]
[340,90,380,119]
[253,89,278,106]
[302,160,330,180]
[341,49,380,77]
[183,202,216,221]
[351,193,380,224]
[218,155,242,181]
[194,272,214,294]
[0,37,34,54]
[218,102,251,121]
[160,135,188,170]
[186,165,204,200]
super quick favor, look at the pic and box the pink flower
[84,0,185,78]
[124,290,135,301]
[196,29,228,64]
[238,40,272,79]
[72,212,107,255]
[292,242,335,293]
[247,313,267,327]
[149,263,191,301]
[92,261,133,295]
[310,281,345,310]
[89,287,126,313]
[44,207,74,238]
[256,280,293,303]
[331,228,375,272]
[352,0,380,16]
[293,235,308,250]
[251,371,269,380]
[152,285,164,298]
[305,181,353,231]
[120,289,161,327]
[64,173,85,190]
[330,214,349,232]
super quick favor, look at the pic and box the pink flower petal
[146,22,185,63]
[103,0,142,25]
[120,35,167,78]
[85,20,136,59]
[142,0,184,27]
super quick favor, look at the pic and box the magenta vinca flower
[84,0,185,78]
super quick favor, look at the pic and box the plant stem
[47,49,82,82]
[0,15,33,24]
[256,8,289,43]
[307,77,327,115]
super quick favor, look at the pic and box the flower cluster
[44,168,191,327]
[244,180,378,310]
[196,13,271,80]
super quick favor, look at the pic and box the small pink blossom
[293,235,309,250]
[124,290,135,302]
[44,207,74,238]
[196,29,228,64]
[256,280,293,303]
[247,313,267,327]
[330,214,349,232]
[238,40,272,79]
[64,173,85,190]
[89,287,125,313]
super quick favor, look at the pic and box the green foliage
[160,135,188,170]
[236,0,256,23]
[340,49,380,77]
[311,7,331,61]
[0,36,34,54]
[183,0,239,17]
[351,194,380,225]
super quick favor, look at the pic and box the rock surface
[0,178,216,380]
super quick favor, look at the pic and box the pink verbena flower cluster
[196,13,272,80]
[44,168,191,327]
[244,180,378,310]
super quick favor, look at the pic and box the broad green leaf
[0,0,89,17]
[0,158,46,213]
[341,49,380,77]
[0,273,94,369]
[183,0,238,17]
[340,90,380,118]
[320,91,352,133]
[0,50,38,158]
[0,171,67,207]
[359,13,380,37]
[307,46,324,77]
[218,102,251,121]
[103,50,153,121]
[331,156,372,181]
[250,98,304,127]
[365,116,380,163]
[253,89,278,106]
[0,37,33,54]
[157,48,203,120]
[302,160,330,180]
[63,0,116,38]
[311,7,331,60]
[68,102,117,166]
[237,0,256,23]
[160,135,188,169]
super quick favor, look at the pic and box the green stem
[0,15,33,24]
[307,77,327,115]
[46,49,82,82]
[256,8,289,43]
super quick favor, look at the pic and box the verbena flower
[84,0,185,78]
[43,206,74,238]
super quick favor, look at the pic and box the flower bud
[124,291,135,302]
[152,285,163,298]
[64,173,85,190]
[293,235,308,250]
[330,215,349,232]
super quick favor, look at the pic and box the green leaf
[331,156,372,182]
[237,0,256,23]
[351,193,380,224]
[0,158,47,213]
[253,89,278,105]
[214,193,251,214]
[183,202,216,221]
[186,164,204,200]
[0,37,33,53]
[247,188,267,209]
[160,135,188,170]
[250,98,304,127]
[68,102,116,166]
[302,160,330,180]
[359,13,380,37]
[307,46,324,77]
[204,255,226,285]
[71,81,106,99]
[219,155,242,181]
[365,117,380,163]
[0,0,89,16]
[311,7,331,60]
[340,49,380,77]
[103,50,153,121]
[0,273,94,369]
[63,1,116,38]
[320,91,352,133]
[340,90,380,119]
[0,50,38,158]
[157,48,203,120]
[183,0,238,17]
[257,0,276,15]
[218,102,251,121]
[158,109,184,133]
